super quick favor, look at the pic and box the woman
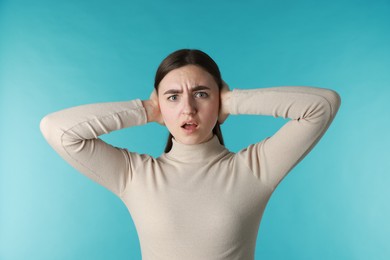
[40,49,341,259]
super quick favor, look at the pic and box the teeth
[182,123,196,128]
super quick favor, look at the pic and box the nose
[182,95,197,115]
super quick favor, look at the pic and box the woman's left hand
[218,80,232,124]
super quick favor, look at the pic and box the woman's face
[157,65,220,145]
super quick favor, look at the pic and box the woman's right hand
[142,89,165,125]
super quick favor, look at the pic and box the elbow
[329,89,341,117]
[321,88,341,118]
[40,114,61,146]
[40,115,51,140]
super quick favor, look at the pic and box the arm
[223,86,341,190]
[40,99,155,196]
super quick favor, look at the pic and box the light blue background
[1,0,389,259]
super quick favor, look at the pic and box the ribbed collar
[165,135,227,163]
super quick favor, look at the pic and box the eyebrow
[163,85,210,95]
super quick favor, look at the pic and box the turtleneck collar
[164,135,227,163]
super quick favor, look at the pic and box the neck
[165,135,226,163]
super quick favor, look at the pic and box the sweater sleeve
[232,86,341,190]
[39,99,148,197]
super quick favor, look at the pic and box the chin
[177,135,213,145]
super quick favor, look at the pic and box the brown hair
[154,49,224,153]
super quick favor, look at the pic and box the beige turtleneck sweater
[40,87,341,260]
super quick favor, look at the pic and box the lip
[180,120,199,134]
[181,119,198,126]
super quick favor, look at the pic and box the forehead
[158,65,218,91]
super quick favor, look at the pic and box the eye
[167,95,178,101]
[194,92,209,98]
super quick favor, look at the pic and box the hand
[142,89,165,125]
[218,80,232,124]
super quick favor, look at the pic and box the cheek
[202,101,219,124]
[159,103,177,126]
[210,97,220,115]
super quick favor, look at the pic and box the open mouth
[181,122,198,130]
